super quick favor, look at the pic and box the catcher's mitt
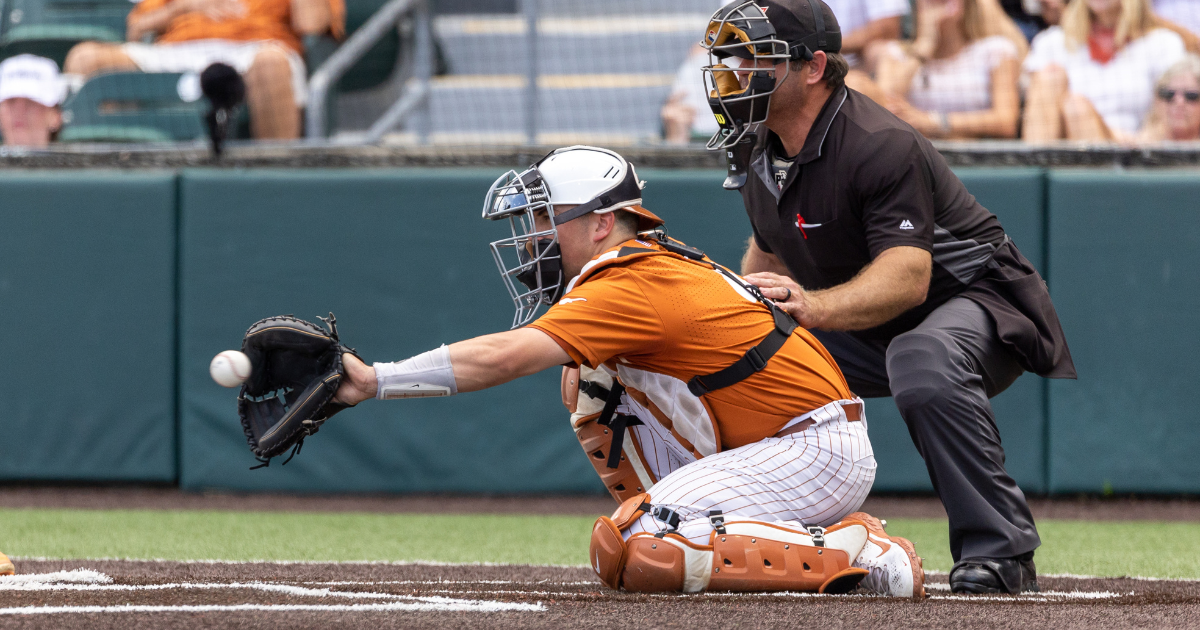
[237,313,359,469]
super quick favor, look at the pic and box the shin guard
[707,520,870,594]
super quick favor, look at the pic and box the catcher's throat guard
[237,313,359,469]
[483,146,657,328]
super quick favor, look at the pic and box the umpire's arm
[745,244,930,331]
[334,328,571,406]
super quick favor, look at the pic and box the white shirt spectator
[907,36,1022,113]
[668,46,719,138]
[1023,26,1186,133]
[824,0,910,66]
[1155,0,1200,38]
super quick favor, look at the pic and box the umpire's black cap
[720,0,842,59]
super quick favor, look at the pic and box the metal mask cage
[701,1,795,150]
[483,168,564,329]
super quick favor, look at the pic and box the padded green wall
[1046,171,1200,493]
[10,166,1196,495]
[0,171,177,482]
[177,169,601,492]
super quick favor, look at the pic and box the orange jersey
[529,238,852,452]
[129,0,345,53]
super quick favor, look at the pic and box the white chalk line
[0,602,546,615]
[0,569,111,585]
[10,556,588,569]
[0,571,545,615]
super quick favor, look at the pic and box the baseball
[210,350,252,388]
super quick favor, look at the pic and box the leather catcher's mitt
[237,313,359,469]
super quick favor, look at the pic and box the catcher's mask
[483,145,662,328]
[701,0,841,150]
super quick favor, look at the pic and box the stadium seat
[58,72,206,143]
[0,0,130,66]
[305,0,401,91]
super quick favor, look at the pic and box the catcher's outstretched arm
[334,328,570,406]
[449,328,570,392]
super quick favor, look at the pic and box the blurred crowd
[665,0,1200,145]
[1,0,1198,148]
[0,0,342,148]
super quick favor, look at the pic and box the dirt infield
[5,485,1200,521]
[2,559,1199,629]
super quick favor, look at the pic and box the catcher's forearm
[371,329,568,398]
[373,345,458,399]
[446,328,569,393]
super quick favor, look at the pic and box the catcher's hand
[332,353,378,407]
[237,313,360,469]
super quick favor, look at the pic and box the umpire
[700,0,1075,594]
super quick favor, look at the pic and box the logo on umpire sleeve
[899,219,915,230]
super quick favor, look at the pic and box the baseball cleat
[0,551,14,575]
[950,552,1039,594]
[845,512,925,598]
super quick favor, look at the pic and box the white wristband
[374,345,458,400]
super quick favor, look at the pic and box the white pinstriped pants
[622,398,877,545]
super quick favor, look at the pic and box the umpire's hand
[744,272,824,329]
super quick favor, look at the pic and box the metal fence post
[364,0,432,144]
[521,0,538,145]
[412,0,433,144]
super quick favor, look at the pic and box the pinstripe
[623,398,875,543]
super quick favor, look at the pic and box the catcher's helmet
[701,0,842,149]
[483,146,663,328]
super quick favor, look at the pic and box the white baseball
[210,350,252,388]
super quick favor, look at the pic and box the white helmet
[482,146,664,328]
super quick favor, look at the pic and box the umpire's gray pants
[812,297,1040,562]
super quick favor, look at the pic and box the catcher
[263,146,923,596]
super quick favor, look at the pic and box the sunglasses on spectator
[1158,88,1200,103]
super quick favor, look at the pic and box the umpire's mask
[483,145,662,329]
[701,0,842,150]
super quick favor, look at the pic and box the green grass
[3,508,1199,579]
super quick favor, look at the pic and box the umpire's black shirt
[741,87,1075,378]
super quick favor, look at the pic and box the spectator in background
[1002,0,1052,42]
[1139,54,1200,141]
[0,55,64,149]
[1022,0,1185,142]
[1154,0,1200,39]
[662,44,719,145]
[62,0,344,140]
[863,0,1028,139]
[824,0,909,69]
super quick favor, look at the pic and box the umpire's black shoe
[949,551,1039,594]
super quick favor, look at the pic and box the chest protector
[567,234,798,467]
